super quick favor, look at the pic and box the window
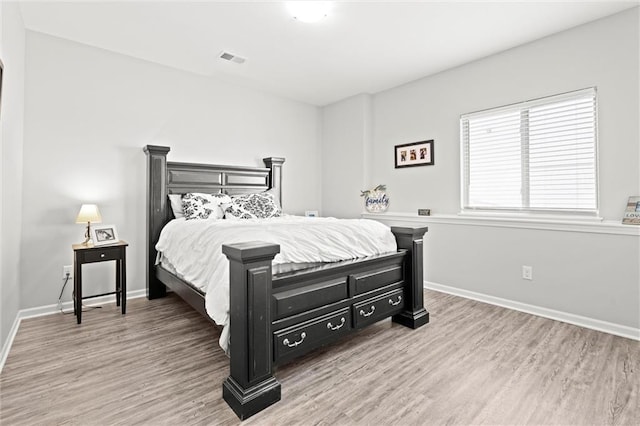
[461,88,598,216]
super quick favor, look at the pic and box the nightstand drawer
[353,288,405,328]
[81,247,122,263]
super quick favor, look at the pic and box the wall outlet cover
[522,265,533,280]
[63,265,73,279]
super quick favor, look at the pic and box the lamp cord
[58,273,71,302]
[58,273,102,314]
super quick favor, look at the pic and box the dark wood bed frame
[144,145,429,419]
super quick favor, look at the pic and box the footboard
[222,226,428,419]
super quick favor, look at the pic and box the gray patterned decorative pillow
[182,193,231,220]
[224,191,282,220]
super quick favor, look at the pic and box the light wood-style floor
[1,289,638,425]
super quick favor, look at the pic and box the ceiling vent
[219,51,246,64]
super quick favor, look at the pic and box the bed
[144,145,429,419]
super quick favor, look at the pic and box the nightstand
[72,240,128,324]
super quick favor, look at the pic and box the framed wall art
[394,140,434,168]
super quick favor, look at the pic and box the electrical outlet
[63,265,73,280]
[522,265,533,280]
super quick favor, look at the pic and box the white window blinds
[461,88,598,215]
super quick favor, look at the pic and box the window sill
[361,211,640,236]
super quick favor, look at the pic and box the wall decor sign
[91,224,120,246]
[360,184,389,213]
[622,196,640,225]
[394,140,434,168]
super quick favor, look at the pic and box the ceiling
[18,1,639,106]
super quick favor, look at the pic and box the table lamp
[75,204,102,245]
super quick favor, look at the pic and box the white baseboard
[425,281,640,341]
[0,314,22,374]
[0,289,146,373]
[15,289,146,319]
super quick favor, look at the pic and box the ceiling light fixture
[286,1,332,23]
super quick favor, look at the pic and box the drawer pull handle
[327,317,346,331]
[100,253,105,258]
[359,306,376,317]
[283,332,306,348]
[388,295,402,306]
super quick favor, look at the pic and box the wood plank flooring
[1,290,638,425]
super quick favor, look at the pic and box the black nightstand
[72,240,128,324]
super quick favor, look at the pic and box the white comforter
[155,215,397,351]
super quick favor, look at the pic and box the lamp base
[83,223,93,246]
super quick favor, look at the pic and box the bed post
[263,157,285,208]
[143,145,170,300]
[391,226,430,329]
[222,241,281,420]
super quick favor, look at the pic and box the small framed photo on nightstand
[91,224,119,246]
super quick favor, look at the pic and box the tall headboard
[143,145,285,299]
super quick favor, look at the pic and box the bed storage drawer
[353,288,405,328]
[273,308,351,362]
[348,265,403,295]
[272,278,347,320]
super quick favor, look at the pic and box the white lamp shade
[75,204,102,224]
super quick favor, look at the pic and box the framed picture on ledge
[91,224,119,246]
[395,140,434,168]
[622,196,640,225]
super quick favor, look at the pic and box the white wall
[20,32,321,309]
[321,93,373,218]
[328,8,640,332]
[1,2,26,352]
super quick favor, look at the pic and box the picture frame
[394,140,434,168]
[91,224,119,246]
[622,196,640,225]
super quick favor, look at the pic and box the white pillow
[182,193,232,220]
[264,188,281,210]
[224,191,282,220]
[168,194,185,219]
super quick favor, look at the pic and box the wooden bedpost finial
[143,145,170,156]
[263,157,285,209]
